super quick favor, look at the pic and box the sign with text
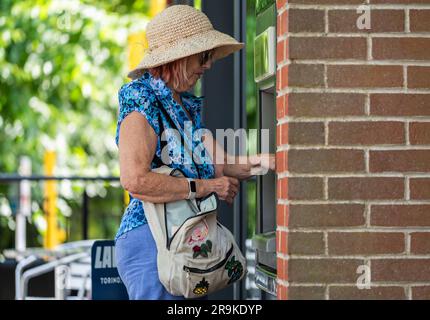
[91,240,129,300]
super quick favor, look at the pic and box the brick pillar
[276,0,288,300]
[276,0,430,300]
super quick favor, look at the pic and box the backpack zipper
[183,245,233,274]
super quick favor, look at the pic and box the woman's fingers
[269,154,276,171]
[212,176,240,205]
[249,153,276,174]
[230,183,239,194]
[219,194,232,204]
[228,176,239,187]
[249,154,261,166]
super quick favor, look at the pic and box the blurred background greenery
[0,0,257,252]
[246,0,257,238]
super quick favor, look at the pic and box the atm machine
[252,0,278,299]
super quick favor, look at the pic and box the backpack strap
[152,96,202,179]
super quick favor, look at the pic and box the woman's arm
[202,131,276,181]
[119,111,239,204]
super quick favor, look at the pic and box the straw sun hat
[127,5,245,79]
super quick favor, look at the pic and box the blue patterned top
[114,71,215,241]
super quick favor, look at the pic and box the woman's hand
[222,153,276,180]
[206,176,240,205]
[249,153,276,175]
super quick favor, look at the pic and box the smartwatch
[186,178,197,200]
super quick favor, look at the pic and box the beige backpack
[141,165,247,298]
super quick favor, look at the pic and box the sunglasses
[199,50,213,66]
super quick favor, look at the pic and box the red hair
[148,57,191,92]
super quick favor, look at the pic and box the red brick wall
[276,0,430,300]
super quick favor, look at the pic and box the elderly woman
[115,5,275,300]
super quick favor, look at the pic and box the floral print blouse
[114,71,215,241]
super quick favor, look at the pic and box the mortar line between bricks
[405,175,411,201]
[287,255,430,259]
[277,253,289,260]
[365,93,370,115]
[291,60,430,66]
[406,232,411,255]
[365,148,369,173]
[282,87,430,94]
[324,121,329,146]
[405,8,410,33]
[289,283,430,287]
[277,279,289,287]
[277,175,430,182]
[367,36,372,60]
[324,9,329,34]
[405,121,410,146]
[285,117,430,125]
[277,226,288,232]
[367,260,372,286]
[323,176,328,200]
[365,203,370,227]
[288,199,430,204]
[409,284,430,288]
[278,144,430,150]
[288,33,430,38]
[278,34,287,42]
[407,286,412,300]
[325,286,329,300]
[289,230,338,234]
[276,198,430,205]
[324,231,328,256]
[286,4,430,10]
[277,172,430,178]
[286,59,430,67]
[282,198,430,204]
[289,228,430,233]
[403,65,408,91]
[324,64,328,88]
[278,59,289,68]
[276,88,430,97]
[278,87,289,97]
[278,115,430,124]
[277,6,286,15]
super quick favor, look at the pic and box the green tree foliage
[0,0,147,175]
[246,0,257,134]
[80,0,150,15]
[0,0,148,248]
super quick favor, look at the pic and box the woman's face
[180,51,213,92]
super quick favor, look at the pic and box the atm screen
[258,87,277,234]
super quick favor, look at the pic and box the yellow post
[150,0,167,17]
[43,151,58,249]
[127,0,167,76]
[124,190,130,206]
[127,31,148,73]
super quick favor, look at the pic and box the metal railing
[0,174,121,242]
[14,240,95,300]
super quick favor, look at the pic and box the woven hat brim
[127,29,244,79]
